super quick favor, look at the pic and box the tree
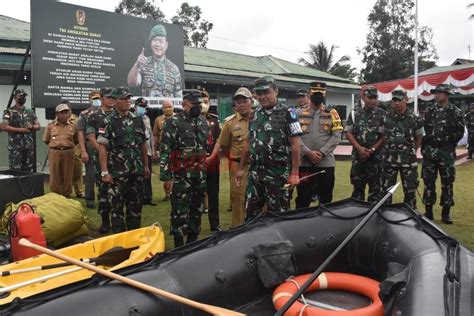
[115,0,165,21]
[171,3,214,48]
[358,0,438,83]
[298,41,358,81]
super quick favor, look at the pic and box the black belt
[50,147,74,151]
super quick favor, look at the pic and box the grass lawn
[76,159,474,251]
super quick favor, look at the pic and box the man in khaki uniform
[43,103,78,197]
[208,87,252,226]
[153,99,174,200]
[69,112,85,198]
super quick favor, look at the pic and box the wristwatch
[101,171,109,177]
[370,147,376,153]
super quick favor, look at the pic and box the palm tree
[298,41,357,81]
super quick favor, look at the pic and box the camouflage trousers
[9,148,34,172]
[170,178,206,242]
[382,164,419,209]
[107,175,144,233]
[422,156,456,207]
[350,158,383,203]
[97,182,111,217]
[245,178,289,222]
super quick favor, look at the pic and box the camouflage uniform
[77,106,97,204]
[246,102,302,219]
[139,57,182,98]
[204,112,221,231]
[344,106,386,202]
[382,107,424,209]
[159,95,209,246]
[2,106,38,171]
[421,103,464,208]
[97,108,146,233]
[465,105,474,159]
[86,108,113,219]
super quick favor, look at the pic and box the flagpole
[414,0,419,114]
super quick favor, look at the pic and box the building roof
[0,15,29,42]
[415,63,474,77]
[451,58,474,65]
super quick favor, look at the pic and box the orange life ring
[272,272,384,316]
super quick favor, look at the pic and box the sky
[1,0,473,72]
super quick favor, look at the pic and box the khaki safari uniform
[43,119,78,197]
[69,114,84,197]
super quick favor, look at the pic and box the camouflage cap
[100,87,114,97]
[13,89,28,97]
[364,86,378,97]
[111,86,133,99]
[148,24,167,41]
[254,75,276,91]
[430,84,452,95]
[88,90,100,99]
[309,81,326,95]
[135,97,148,107]
[55,103,70,112]
[391,89,407,101]
[183,89,203,104]
[234,87,252,99]
[296,89,307,96]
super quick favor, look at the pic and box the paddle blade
[91,246,138,267]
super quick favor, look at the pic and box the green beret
[148,24,167,41]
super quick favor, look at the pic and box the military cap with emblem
[430,84,452,95]
[55,103,70,112]
[364,86,378,97]
[296,89,307,96]
[309,81,327,95]
[254,75,276,91]
[13,89,28,97]
[234,87,252,99]
[148,24,167,41]
[89,90,100,99]
[111,86,133,99]
[100,87,114,97]
[135,97,148,106]
[183,89,203,104]
[391,89,407,101]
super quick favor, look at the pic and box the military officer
[98,87,149,233]
[201,90,222,231]
[235,76,302,220]
[422,84,465,223]
[296,82,343,208]
[208,87,253,227]
[344,86,385,202]
[465,103,474,159]
[86,87,115,233]
[295,89,310,109]
[77,90,101,208]
[127,24,182,98]
[2,89,40,172]
[43,103,78,197]
[382,90,424,209]
[153,99,175,200]
[160,90,209,247]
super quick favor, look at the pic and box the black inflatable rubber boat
[1,199,473,315]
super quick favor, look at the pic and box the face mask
[136,106,146,117]
[17,97,26,105]
[163,108,173,117]
[91,99,101,107]
[190,104,201,118]
[200,102,210,114]
[310,94,325,106]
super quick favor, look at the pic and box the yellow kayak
[0,226,164,304]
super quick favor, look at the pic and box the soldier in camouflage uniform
[160,90,209,247]
[2,89,40,171]
[465,103,474,159]
[344,86,386,202]
[128,24,182,98]
[295,89,310,109]
[98,87,149,233]
[382,90,424,209]
[422,84,465,224]
[235,76,302,220]
[86,87,115,233]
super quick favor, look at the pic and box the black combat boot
[186,233,198,244]
[424,205,433,220]
[99,214,110,233]
[441,207,453,224]
[468,152,473,159]
[174,237,184,248]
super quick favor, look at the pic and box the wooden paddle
[1,246,138,276]
[19,238,245,316]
